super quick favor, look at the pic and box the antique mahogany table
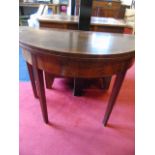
[19,26,135,126]
[38,14,133,95]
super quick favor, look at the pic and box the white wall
[121,0,133,6]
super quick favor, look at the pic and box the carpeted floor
[19,64,135,155]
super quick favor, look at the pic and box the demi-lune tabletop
[19,26,135,126]
[19,26,134,58]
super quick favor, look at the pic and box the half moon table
[19,26,135,126]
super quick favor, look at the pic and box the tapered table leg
[101,76,112,90]
[31,55,49,124]
[44,72,55,89]
[26,62,38,98]
[103,70,127,126]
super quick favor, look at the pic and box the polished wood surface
[38,14,132,33]
[19,26,135,126]
[20,27,134,58]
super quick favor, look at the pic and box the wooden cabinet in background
[76,0,126,19]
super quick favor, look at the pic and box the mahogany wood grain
[19,27,135,126]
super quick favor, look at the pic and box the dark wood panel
[90,25,124,33]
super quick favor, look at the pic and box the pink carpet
[19,65,135,155]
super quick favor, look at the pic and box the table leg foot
[32,55,49,124]
[103,71,127,126]
[26,62,38,98]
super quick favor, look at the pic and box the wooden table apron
[19,27,135,126]
[22,48,133,78]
